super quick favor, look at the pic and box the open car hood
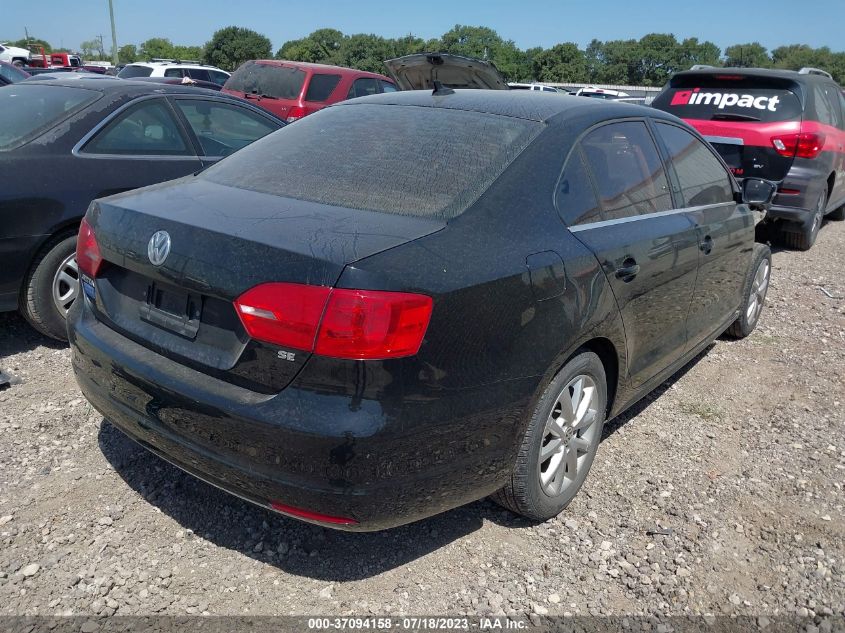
[383,53,507,91]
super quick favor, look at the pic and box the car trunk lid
[86,177,444,393]
[383,53,507,91]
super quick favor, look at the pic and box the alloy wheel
[745,258,770,327]
[538,375,601,496]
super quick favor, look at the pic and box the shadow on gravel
[601,342,714,440]
[98,421,528,581]
[97,342,718,580]
[0,312,65,358]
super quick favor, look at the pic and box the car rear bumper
[69,296,522,531]
[764,163,828,230]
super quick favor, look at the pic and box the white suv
[118,60,230,86]
[574,86,630,99]
[0,43,31,66]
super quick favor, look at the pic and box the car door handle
[700,235,713,255]
[615,258,640,282]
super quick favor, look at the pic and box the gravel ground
[0,219,843,621]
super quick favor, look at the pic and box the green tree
[276,28,344,64]
[204,26,272,71]
[533,43,588,83]
[173,45,203,61]
[678,37,721,69]
[139,37,176,60]
[724,42,771,68]
[117,44,137,63]
[11,37,51,53]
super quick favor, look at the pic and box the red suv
[653,67,845,250]
[222,60,397,123]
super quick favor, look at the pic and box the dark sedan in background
[70,90,774,530]
[0,77,283,339]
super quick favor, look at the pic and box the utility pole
[107,0,119,66]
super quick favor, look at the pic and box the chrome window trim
[704,135,744,146]
[568,202,733,233]
[71,94,197,161]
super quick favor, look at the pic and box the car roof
[336,89,672,124]
[19,75,229,97]
[251,59,393,80]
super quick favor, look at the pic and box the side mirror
[741,178,777,208]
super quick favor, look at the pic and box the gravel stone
[0,222,844,617]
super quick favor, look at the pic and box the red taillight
[315,289,432,360]
[771,132,825,159]
[233,283,433,360]
[269,501,358,526]
[285,105,306,123]
[234,283,331,351]
[76,217,103,277]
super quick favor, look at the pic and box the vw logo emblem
[147,230,171,266]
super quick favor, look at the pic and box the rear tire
[726,243,771,339]
[780,186,826,251]
[828,205,845,221]
[493,352,607,521]
[20,233,79,342]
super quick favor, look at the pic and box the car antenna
[432,80,454,96]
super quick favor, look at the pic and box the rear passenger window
[557,149,602,226]
[581,121,672,219]
[164,68,185,78]
[816,84,843,128]
[305,74,341,102]
[814,85,838,126]
[185,69,211,83]
[84,99,191,156]
[654,122,734,207]
[347,78,379,99]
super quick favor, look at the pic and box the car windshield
[202,103,542,219]
[224,61,306,100]
[0,84,99,150]
[653,76,803,123]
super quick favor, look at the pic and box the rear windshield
[0,84,99,150]
[118,65,153,78]
[654,77,802,123]
[224,61,305,100]
[202,103,542,219]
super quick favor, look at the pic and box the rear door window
[185,68,211,83]
[208,70,229,86]
[580,121,672,219]
[164,68,186,79]
[654,77,802,123]
[202,103,542,219]
[654,122,734,207]
[0,84,99,151]
[83,99,192,156]
[814,84,843,127]
[305,74,341,102]
[347,77,379,99]
[225,61,306,99]
[174,99,278,156]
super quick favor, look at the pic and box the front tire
[726,243,771,339]
[20,233,79,341]
[493,352,607,521]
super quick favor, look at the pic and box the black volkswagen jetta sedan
[69,90,774,530]
[0,77,283,340]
